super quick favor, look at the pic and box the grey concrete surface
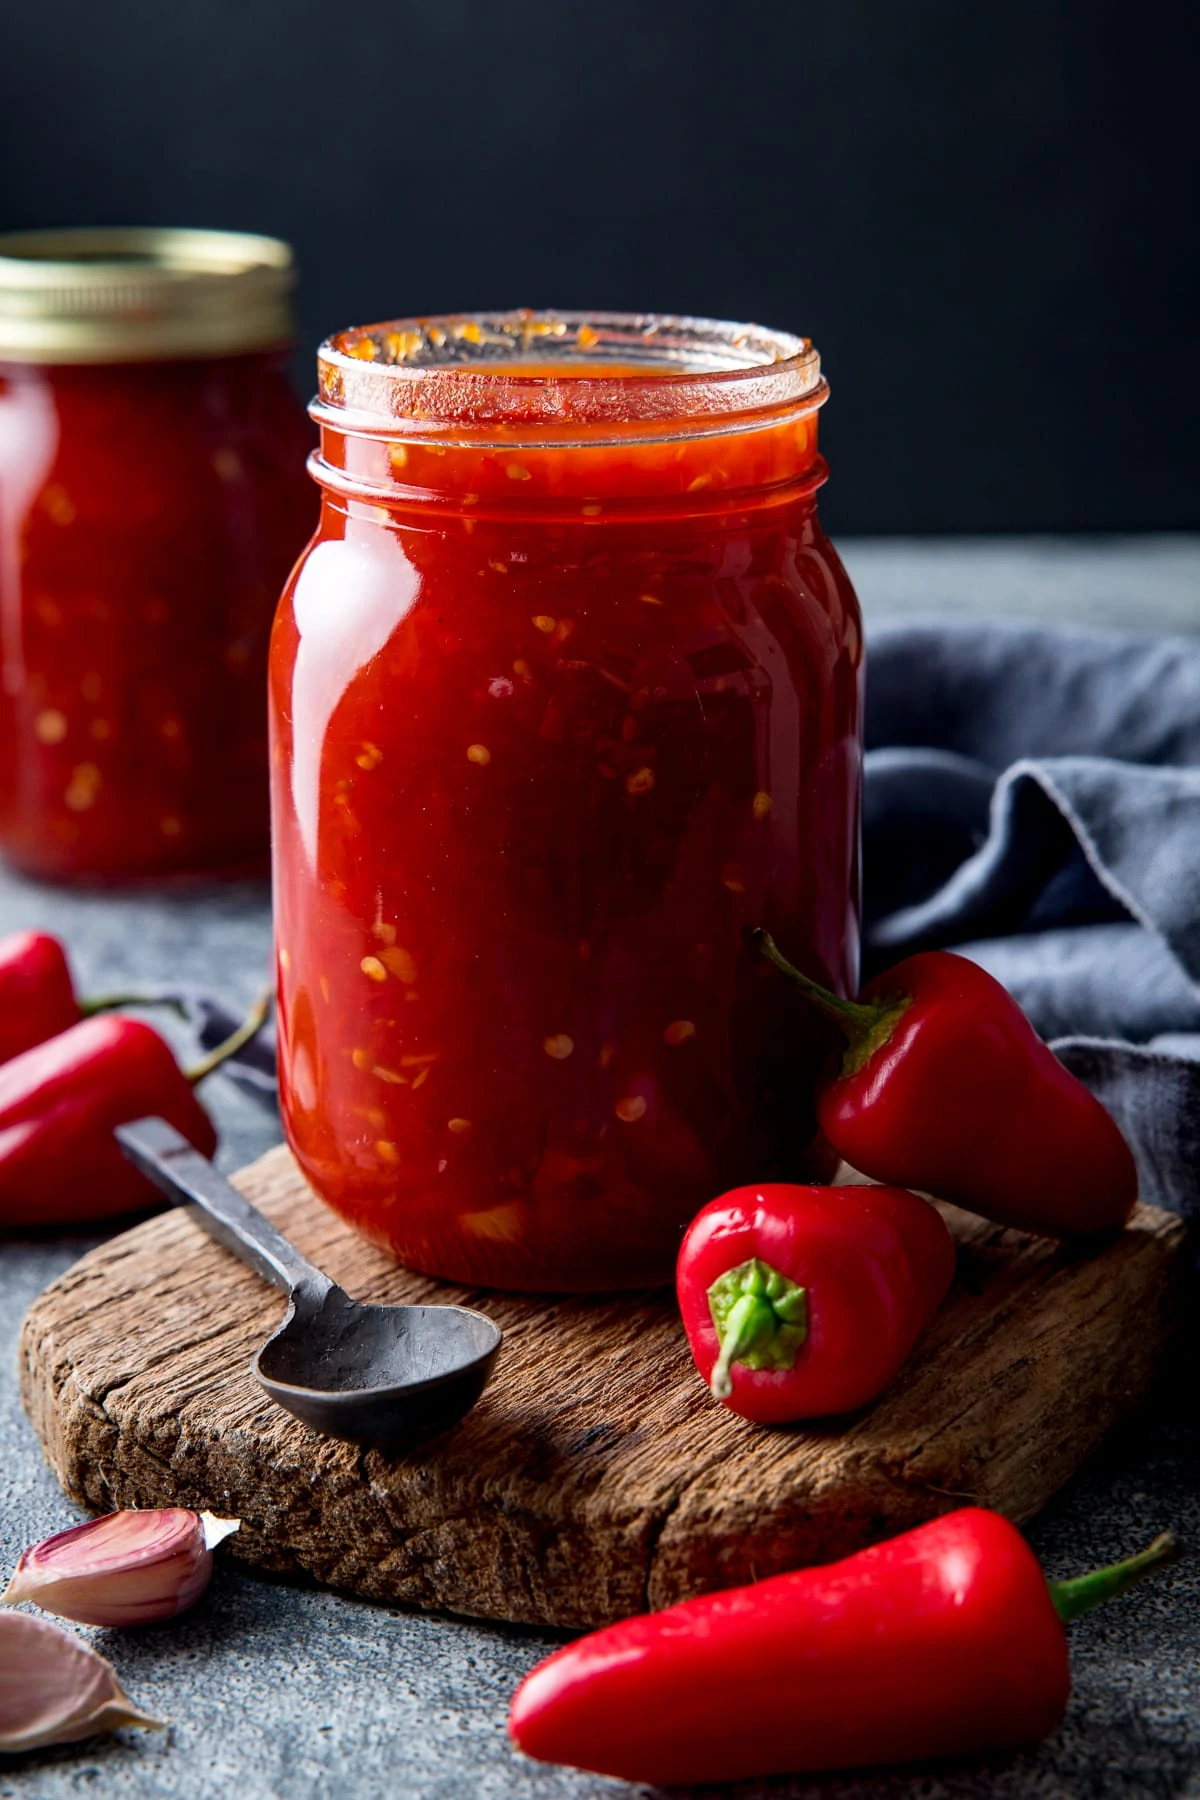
[846,535,1200,637]
[2,538,1198,1799]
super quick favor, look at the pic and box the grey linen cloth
[864,620,1200,1221]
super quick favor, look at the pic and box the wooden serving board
[19,1147,1187,1631]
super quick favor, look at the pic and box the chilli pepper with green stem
[753,930,1138,1236]
[509,1507,1181,1786]
[0,992,269,1226]
[677,1181,955,1422]
[0,930,182,1068]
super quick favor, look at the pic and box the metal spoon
[115,1117,502,1449]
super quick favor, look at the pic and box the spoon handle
[115,1117,334,1300]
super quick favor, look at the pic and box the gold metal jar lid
[0,227,296,364]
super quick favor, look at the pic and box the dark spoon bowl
[255,1287,501,1445]
[116,1117,502,1449]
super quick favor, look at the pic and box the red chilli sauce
[270,312,863,1290]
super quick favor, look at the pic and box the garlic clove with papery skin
[0,1610,163,1751]
[3,1508,240,1628]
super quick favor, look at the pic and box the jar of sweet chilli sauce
[270,312,863,1291]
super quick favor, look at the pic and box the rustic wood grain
[18,1146,1188,1629]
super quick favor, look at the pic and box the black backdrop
[2,0,1195,535]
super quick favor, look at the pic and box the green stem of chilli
[1048,1532,1182,1624]
[710,1294,776,1400]
[185,988,273,1086]
[750,929,912,1077]
[751,930,880,1031]
[79,992,189,1021]
[707,1258,809,1401]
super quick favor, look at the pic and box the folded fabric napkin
[178,619,1200,1224]
[865,620,1200,1221]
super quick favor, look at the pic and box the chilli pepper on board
[0,929,182,1068]
[753,931,1138,1237]
[509,1507,1181,1786]
[677,1182,955,1422]
[0,992,269,1227]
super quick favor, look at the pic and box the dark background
[2,0,1195,535]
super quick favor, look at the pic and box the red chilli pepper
[0,933,79,1066]
[677,1183,954,1422]
[0,929,184,1068]
[0,994,269,1227]
[754,932,1138,1237]
[509,1508,1180,1786]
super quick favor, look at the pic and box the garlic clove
[0,1610,163,1751]
[3,1508,240,1628]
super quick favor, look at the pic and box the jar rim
[314,310,827,442]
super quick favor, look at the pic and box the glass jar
[270,312,863,1291]
[0,228,315,881]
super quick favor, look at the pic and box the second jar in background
[0,228,315,882]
